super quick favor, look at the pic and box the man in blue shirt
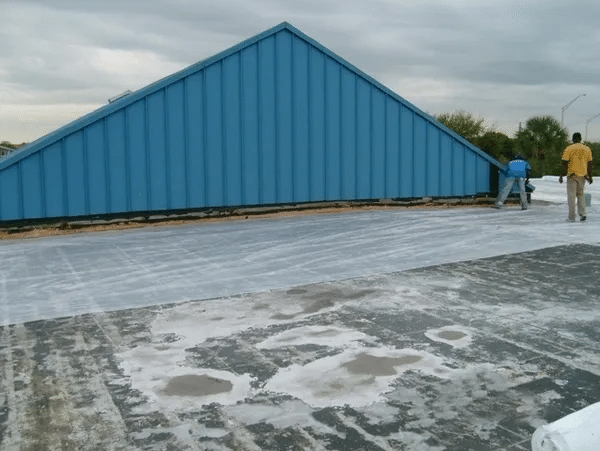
[494,154,532,210]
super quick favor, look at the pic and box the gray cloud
[2,0,600,143]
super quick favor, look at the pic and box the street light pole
[585,112,600,141]
[561,94,586,127]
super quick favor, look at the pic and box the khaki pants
[567,176,587,220]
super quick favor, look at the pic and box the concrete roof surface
[1,176,599,450]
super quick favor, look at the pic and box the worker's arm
[587,160,593,184]
[559,160,568,184]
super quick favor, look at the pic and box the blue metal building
[0,22,503,223]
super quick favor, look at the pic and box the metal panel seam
[18,161,24,219]
[307,43,312,201]
[462,146,468,196]
[369,85,372,198]
[291,36,296,201]
[238,53,246,205]
[145,97,152,210]
[83,128,90,215]
[61,138,69,216]
[257,43,263,205]
[124,108,131,212]
[103,118,111,212]
[323,51,329,199]
[164,88,172,210]
[40,149,47,218]
[411,111,415,197]
[274,33,280,203]
[220,59,227,206]
[354,76,358,199]
[424,123,428,197]
[397,99,402,197]
[451,139,455,196]
[338,64,342,198]
[183,77,190,208]
[202,72,208,206]
[383,94,388,198]
[438,127,442,195]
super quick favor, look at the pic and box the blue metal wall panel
[340,68,356,200]
[42,142,65,217]
[106,111,128,213]
[0,23,503,222]
[439,133,453,196]
[167,81,188,210]
[308,47,326,201]
[64,132,86,216]
[324,58,341,201]
[427,124,441,197]
[240,46,260,205]
[356,78,371,199]
[258,36,277,205]
[21,154,43,219]
[275,31,294,203]
[465,151,477,194]
[371,89,386,199]
[185,72,206,207]
[399,105,414,198]
[477,157,490,192]
[0,165,21,220]
[147,91,168,210]
[413,116,427,197]
[205,62,225,207]
[385,99,400,198]
[126,100,148,212]
[86,122,108,214]
[292,38,310,202]
[452,142,465,196]
[222,55,243,207]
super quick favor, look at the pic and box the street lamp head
[561,94,587,126]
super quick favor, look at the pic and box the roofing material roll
[532,401,600,451]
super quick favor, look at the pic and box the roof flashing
[108,90,132,103]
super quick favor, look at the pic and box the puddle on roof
[163,374,233,397]
[437,330,467,340]
[342,353,423,376]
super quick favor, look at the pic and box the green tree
[584,141,600,176]
[515,116,568,176]
[0,141,27,150]
[0,141,18,150]
[473,131,514,162]
[435,110,487,143]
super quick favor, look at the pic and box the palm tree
[515,116,568,176]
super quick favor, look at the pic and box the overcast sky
[2,0,600,145]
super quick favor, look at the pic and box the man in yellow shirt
[559,132,593,222]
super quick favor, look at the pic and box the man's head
[573,132,582,143]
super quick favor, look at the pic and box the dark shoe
[581,215,587,222]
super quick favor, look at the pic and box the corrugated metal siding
[0,23,499,222]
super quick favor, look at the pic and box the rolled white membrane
[531,401,600,451]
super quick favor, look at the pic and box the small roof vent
[108,90,132,103]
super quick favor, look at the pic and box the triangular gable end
[0,22,504,222]
[1,22,501,171]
